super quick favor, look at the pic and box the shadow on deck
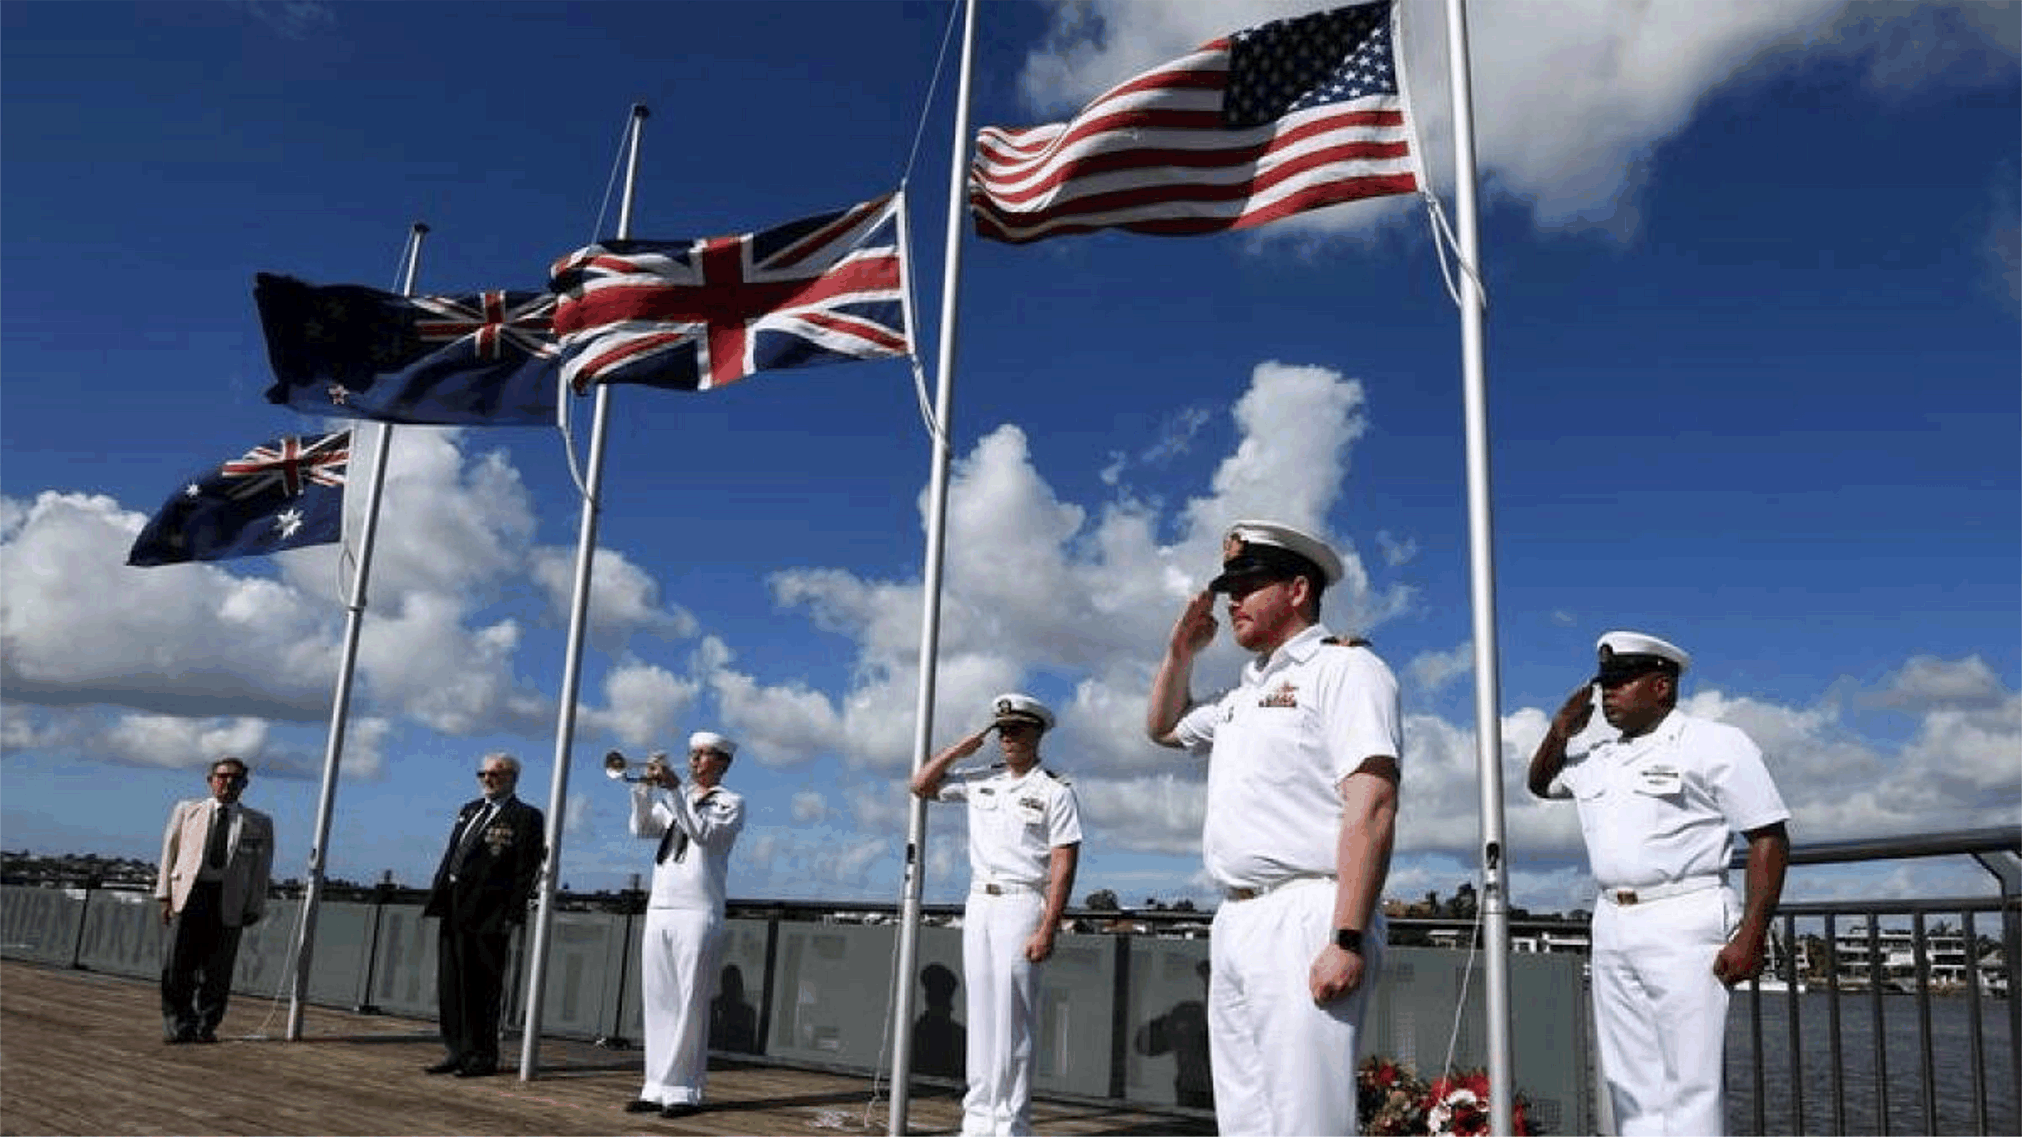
[0,960,1214,1136]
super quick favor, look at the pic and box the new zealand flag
[256,274,559,426]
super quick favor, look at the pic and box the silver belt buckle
[984,883,1003,896]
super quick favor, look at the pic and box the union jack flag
[412,291,557,360]
[220,432,350,499]
[549,193,911,393]
[128,431,350,567]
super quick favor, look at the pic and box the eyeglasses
[476,769,511,780]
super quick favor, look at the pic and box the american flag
[970,2,1420,244]
[219,431,350,499]
[549,193,911,392]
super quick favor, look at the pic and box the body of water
[1725,988,2017,1136]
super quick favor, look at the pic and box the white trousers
[1208,878,1382,1137]
[1590,886,1736,1136]
[961,890,1044,1137]
[639,906,725,1106]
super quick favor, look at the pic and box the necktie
[655,821,687,865]
[455,802,495,867]
[656,791,707,864]
[205,804,232,869]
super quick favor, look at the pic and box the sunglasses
[476,769,512,780]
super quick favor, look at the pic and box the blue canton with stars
[1224,2,1398,130]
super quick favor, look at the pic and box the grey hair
[482,752,521,777]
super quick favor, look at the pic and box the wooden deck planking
[0,960,1212,1136]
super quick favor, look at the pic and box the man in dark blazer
[423,751,545,1077]
[155,755,275,1043]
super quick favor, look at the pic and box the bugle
[602,749,669,784]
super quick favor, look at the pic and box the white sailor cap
[1208,520,1345,592]
[1594,631,1691,682]
[990,693,1055,731]
[687,731,738,759]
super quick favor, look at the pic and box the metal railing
[6,825,2016,1134]
[1726,826,2021,1136]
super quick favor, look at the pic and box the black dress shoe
[660,1103,701,1118]
[424,1059,462,1074]
[623,1100,662,1113]
[454,1063,500,1078]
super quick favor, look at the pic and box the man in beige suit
[155,756,274,1044]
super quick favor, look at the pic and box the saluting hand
[1169,590,1218,658]
[1550,684,1595,739]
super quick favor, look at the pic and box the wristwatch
[1333,928,1365,955]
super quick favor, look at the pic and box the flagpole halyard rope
[900,0,966,187]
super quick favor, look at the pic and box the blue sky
[3,1,2016,916]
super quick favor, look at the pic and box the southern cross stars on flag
[127,431,350,566]
[970,1,1422,243]
[256,274,560,426]
[548,193,911,392]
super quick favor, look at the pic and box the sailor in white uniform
[1529,631,1791,1136]
[914,693,1083,1137]
[1147,520,1403,1137]
[622,731,746,1121]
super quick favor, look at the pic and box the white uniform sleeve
[936,770,974,803]
[1172,691,1230,754]
[1316,649,1402,783]
[628,784,673,839]
[1707,723,1790,834]
[1047,780,1084,848]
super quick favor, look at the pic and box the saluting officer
[1529,631,1790,1136]
[913,693,1083,1137]
[622,731,747,1120]
[1146,520,1402,1137]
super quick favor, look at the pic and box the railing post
[1107,932,1131,1100]
[1868,918,1890,1135]
[353,872,393,1014]
[67,882,93,970]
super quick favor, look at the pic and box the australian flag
[127,431,349,566]
[256,274,559,426]
[548,193,910,392]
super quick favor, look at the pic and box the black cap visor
[1208,546,1323,593]
[1594,654,1678,684]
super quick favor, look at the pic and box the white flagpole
[518,103,650,1079]
[888,0,977,1131]
[1441,0,1516,1132]
[284,221,427,1041]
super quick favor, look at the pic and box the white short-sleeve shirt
[937,764,1083,887]
[1549,709,1789,889]
[1173,624,1402,891]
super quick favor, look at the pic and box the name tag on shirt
[1634,765,1684,795]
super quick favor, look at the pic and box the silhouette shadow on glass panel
[710,963,760,1054]
[1134,958,1212,1109]
[911,962,966,1079]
